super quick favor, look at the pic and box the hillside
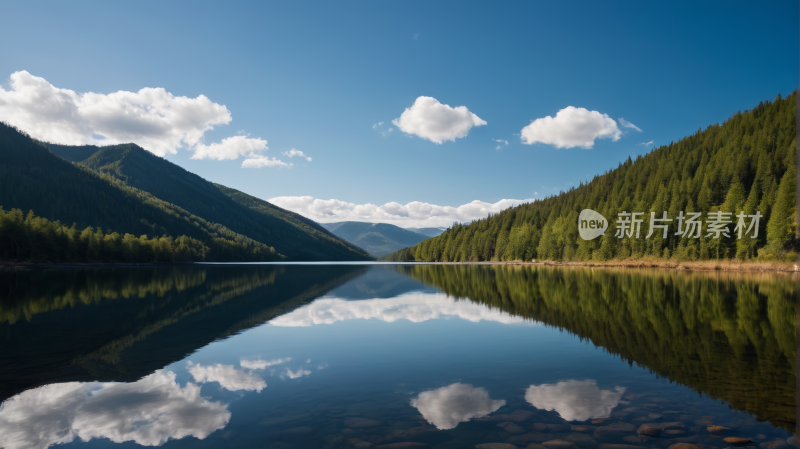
[319,221,430,256]
[404,227,446,238]
[384,92,797,262]
[0,123,279,262]
[48,143,372,261]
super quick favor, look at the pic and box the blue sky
[0,1,796,227]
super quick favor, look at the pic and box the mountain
[46,142,372,261]
[384,92,797,262]
[0,123,279,261]
[319,221,430,256]
[404,227,446,238]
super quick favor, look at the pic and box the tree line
[0,207,278,264]
[384,92,797,263]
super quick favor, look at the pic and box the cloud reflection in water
[269,292,527,327]
[0,370,230,449]
[411,383,506,430]
[525,379,625,421]
[187,362,266,392]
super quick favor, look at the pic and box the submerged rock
[564,433,598,447]
[759,440,788,449]
[497,422,525,434]
[507,434,547,445]
[707,426,731,435]
[541,440,578,449]
[637,424,661,437]
[660,422,687,431]
[623,436,653,444]
[475,444,518,449]
[571,427,590,433]
[594,423,636,437]
[508,410,535,422]
[667,444,699,449]
[723,438,754,447]
[665,430,686,436]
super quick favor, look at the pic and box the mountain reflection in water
[0,264,794,448]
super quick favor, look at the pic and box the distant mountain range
[0,123,372,262]
[404,227,447,238]
[319,222,440,256]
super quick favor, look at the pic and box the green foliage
[0,122,280,261]
[383,92,797,262]
[0,206,285,263]
[398,264,795,432]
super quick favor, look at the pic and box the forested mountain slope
[47,143,371,261]
[0,123,279,261]
[319,221,430,256]
[384,92,797,262]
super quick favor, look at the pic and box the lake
[0,263,795,449]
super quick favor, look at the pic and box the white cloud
[495,145,501,150]
[187,362,266,392]
[282,368,312,379]
[242,155,292,169]
[240,357,291,370]
[639,140,654,147]
[283,148,312,161]
[392,96,486,144]
[493,139,509,145]
[413,32,419,40]
[524,379,625,421]
[411,383,506,430]
[618,117,642,132]
[0,370,229,449]
[372,121,384,130]
[192,135,268,161]
[520,106,622,149]
[268,196,534,228]
[268,292,526,327]
[0,70,272,163]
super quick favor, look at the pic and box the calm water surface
[0,264,795,449]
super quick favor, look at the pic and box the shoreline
[2,259,796,273]
[500,259,798,273]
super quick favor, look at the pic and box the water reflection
[398,264,796,432]
[411,383,506,430]
[187,362,266,392]
[0,370,230,449]
[0,264,794,448]
[524,379,625,421]
[240,357,291,369]
[269,291,526,326]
